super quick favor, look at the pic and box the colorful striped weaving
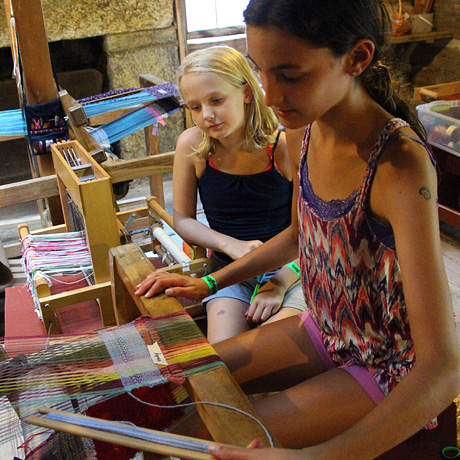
[20,232,93,317]
[0,315,222,459]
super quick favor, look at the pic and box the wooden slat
[0,153,174,209]
[101,152,175,183]
[389,30,453,44]
[38,281,112,311]
[439,205,460,230]
[188,26,245,40]
[109,243,278,447]
[0,175,59,207]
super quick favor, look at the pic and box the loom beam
[7,0,64,225]
[109,243,280,449]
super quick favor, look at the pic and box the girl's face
[180,72,250,143]
[246,26,351,129]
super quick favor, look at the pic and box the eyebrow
[248,55,301,72]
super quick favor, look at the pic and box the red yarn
[85,384,184,460]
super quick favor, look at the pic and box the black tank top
[197,142,293,262]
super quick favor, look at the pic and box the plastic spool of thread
[152,227,192,265]
[441,446,460,459]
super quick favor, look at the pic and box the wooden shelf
[390,30,454,44]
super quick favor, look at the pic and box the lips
[276,109,296,118]
[208,123,223,130]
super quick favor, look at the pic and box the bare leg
[255,369,376,448]
[214,315,376,448]
[214,315,329,393]
[206,297,251,344]
[262,306,302,325]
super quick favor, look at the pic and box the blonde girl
[138,46,306,344]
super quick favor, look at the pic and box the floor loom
[104,243,459,460]
[18,139,209,334]
[18,140,120,334]
[8,243,278,460]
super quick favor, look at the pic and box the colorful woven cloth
[0,314,222,459]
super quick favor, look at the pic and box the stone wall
[411,0,460,88]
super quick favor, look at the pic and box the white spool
[153,227,191,264]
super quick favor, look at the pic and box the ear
[243,83,254,104]
[345,39,375,77]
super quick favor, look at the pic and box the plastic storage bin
[416,100,460,157]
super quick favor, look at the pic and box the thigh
[263,306,301,325]
[255,367,376,448]
[214,315,329,394]
[206,297,251,345]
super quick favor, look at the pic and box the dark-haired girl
[136,1,460,458]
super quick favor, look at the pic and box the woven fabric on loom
[0,314,222,460]
[20,232,93,316]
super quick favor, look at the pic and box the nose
[203,105,215,120]
[260,74,282,108]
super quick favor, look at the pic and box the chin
[280,117,309,130]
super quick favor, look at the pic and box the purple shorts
[300,310,384,405]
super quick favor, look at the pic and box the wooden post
[174,0,188,62]
[174,0,194,129]
[139,74,170,208]
[6,0,64,225]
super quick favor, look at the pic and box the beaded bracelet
[201,274,218,295]
[285,261,301,279]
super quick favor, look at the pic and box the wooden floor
[440,223,460,345]
[439,223,460,447]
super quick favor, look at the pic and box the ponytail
[360,60,427,142]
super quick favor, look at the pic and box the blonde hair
[177,46,279,159]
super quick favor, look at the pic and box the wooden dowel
[25,407,231,460]
[147,196,174,228]
[419,87,439,100]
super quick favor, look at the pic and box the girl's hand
[209,444,302,460]
[135,271,210,300]
[224,239,264,261]
[246,286,284,324]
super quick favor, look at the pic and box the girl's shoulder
[176,126,202,152]
[371,126,437,222]
[378,126,433,173]
[176,127,207,165]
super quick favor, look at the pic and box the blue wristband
[285,262,301,279]
[201,275,218,295]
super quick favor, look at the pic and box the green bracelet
[285,262,301,279]
[201,275,218,295]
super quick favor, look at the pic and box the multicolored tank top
[298,118,423,396]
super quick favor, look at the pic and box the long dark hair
[243,0,426,141]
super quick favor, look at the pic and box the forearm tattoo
[419,186,432,201]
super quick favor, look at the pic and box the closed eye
[276,73,302,83]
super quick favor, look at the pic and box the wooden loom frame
[108,242,279,451]
[22,242,276,459]
[18,140,120,333]
[17,138,210,334]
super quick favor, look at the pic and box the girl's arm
[246,258,300,323]
[172,129,263,260]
